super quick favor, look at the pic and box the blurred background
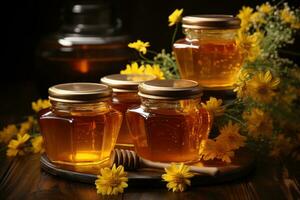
[0,0,299,126]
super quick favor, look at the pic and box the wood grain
[0,152,299,200]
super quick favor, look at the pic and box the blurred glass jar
[173,15,243,89]
[36,0,132,96]
[39,83,122,166]
[126,80,212,163]
[101,74,156,149]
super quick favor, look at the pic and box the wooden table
[0,152,299,200]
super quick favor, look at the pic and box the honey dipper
[110,149,219,176]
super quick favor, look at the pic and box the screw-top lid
[48,83,112,103]
[182,15,240,30]
[101,74,157,92]
[138,79,202,100]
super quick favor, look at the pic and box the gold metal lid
[101,74,157,92]
[182,15,240,30]
[48,83,112,103]
[138,79,202,100]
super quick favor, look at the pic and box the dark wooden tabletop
[0,152,299,200]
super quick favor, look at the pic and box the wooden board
[40,148,255,187]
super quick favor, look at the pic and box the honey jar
[101,74,156,148]
[173,15,243,89]
[126,80,212,163]
[39,83,122,166]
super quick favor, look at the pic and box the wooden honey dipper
[110,149,219,176]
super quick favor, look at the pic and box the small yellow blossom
[201,97,225,117]
[0,124,18,143]
[168,9,183,27]
[200,139,234,163]
[6,134,31,157]
[280,6,300,29]
[128,40,150,54]
[144,64,165,80]
[216,121,246,150]
[120,62,145,75]
[162,163,194,192]
[237,6,253,30]
[234,70,250,99]
[243,108,273,139]
[258,3,273,14]
[247,70,280,103]
[250,12,265,24]
[95,164,128,195]
[32,99,51,113]
[236,31,262,62]
[31,136,45,154]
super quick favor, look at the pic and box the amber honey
[39,83,122,167]
[127,106,210,162]
[173,38,243,88]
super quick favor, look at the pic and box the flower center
[109,177,121,187]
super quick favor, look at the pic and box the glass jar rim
[182,15,241,30]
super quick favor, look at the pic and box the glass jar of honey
[173,15,243,89]
[126,80,212,163]
[101,74,156,149]
[39,83,122,166]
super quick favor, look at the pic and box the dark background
[1,0,299,126]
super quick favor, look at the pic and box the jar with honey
[126,80,212,163]
[173,15,243,89]
[101,74,156,149]
[39,83,122,166]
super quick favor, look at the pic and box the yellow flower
[250,12,265,24]
[31,136,45,154]
[247,70,280,103]
[243,108,273,139]
[162,163,194,192]
[216,121,246,150]
[128,40,150,54]
[6,134,31,157]
[270,134,293,157]
[120,62,145,75]
[95,164,128,195]
[280,86,298,105]
[200,139,234,163]
[258,3,273,14]
[0,124,18,143]
[236,31,262,62]
[32,99,51,113]
[168,9,183,27]
[237,6,253,30]
[234,70,250,99]
[280,5,300,29]
[201,97,225,117]
[144,64,165,80]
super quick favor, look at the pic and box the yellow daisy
[247,70,280,103]
[237,6,253,30]
[95,164,128,195]
[32,99,51,113]
[243,108,273,139]
[236,31,262,62]
[162,163,194,192]
[250,12,265,24]
[128,40,150,54]
[258,3,273,14]
[201,97,225,117]
[0,124,18,143]
[144,64,165,80]
[280,5,299,29]
[216,121,246,150]
[233,70,250,99]
[7,134,31,157]
[120,62,145,75]
[200,139,234,163]
[168,9,183,27]
[31,135,45,154]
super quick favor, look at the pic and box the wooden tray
[40,149,255,187]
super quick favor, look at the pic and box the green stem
[138,52,155,64]
[171,23,179,45]
[224,113,246,127]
